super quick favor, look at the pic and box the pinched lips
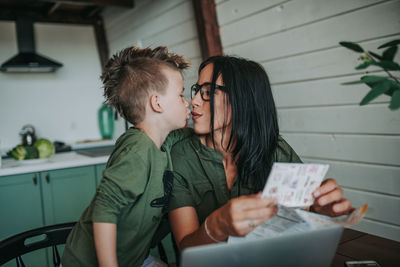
[191,111,202,120]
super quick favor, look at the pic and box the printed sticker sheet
[261,163,329,207]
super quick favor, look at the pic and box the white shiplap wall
[216,0,400,241]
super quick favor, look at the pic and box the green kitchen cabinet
[0,165,98,267]
[0,172,47,267]
[95,163,107,187]
[0,173,43,240]
[41,165,97,225]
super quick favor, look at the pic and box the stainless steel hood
[0,16,63,73]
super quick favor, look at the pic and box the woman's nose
[191,91,202,107]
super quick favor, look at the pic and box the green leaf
[360,80,391,105]
[389,89,400,110]
[341,80,364,85]
[355,61,374,70]
[389,80,400,89]
[373,61,400,71]
[368,51,383,60]
[385,87,395,97]
[385,80,400,97]
[378,39,400,49]
[382,46,397,61]
[360,75,388,83]
[339,41,364,53]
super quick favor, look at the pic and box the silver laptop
[180,225,343,267]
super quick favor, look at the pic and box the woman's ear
[149,93,164,113]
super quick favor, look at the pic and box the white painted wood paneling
[351,218,400,242]
[282,133,400,166]
[224,1,400,62]
[184,57,202,80]
[216,0,285,26]
[264,35,400,84]
[106,0,200,58]
[278,104,400,134]
[301,157,400,196]
[343,189,400,226]
[220,0,382,48]
[142,19,198,48]
[168,39,202,60]
[272,73,390,108]
[105,0,187,42]
[108,2,194,53]
[102,0,149,28]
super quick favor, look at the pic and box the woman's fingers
[313,178,338,198]
[313,198,353,217]
[310,178,354,217]
[332,198,354,215]
[240,204,278,221]
[230,195,276,211]
[316,186,343,206]
[231,205,278,236]
[223,196,278,236]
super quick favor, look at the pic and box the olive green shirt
[169,133,302,224]
[62,127,189,267]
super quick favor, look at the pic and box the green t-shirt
[62,127,189,267]
[169,133,302,225]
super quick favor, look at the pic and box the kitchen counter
[0,151,109,176]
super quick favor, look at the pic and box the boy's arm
[93,222,118,267]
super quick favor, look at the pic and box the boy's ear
[149,93,163,113]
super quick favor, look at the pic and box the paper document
[228,204,368,243]
[262,163,329,207]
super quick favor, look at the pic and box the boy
[61,46,190,266]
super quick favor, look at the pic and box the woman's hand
[311,178,354,217]
[207,193,277,239]
[169,193,277,251]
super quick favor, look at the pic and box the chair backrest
[0,222,76,266]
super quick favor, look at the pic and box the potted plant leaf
[339,39,400,110]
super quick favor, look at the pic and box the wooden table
[331,228,400,267]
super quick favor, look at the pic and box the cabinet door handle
[33,175,37,185]
[46,173,50,183]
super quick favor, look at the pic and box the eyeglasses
[191,83,227,101]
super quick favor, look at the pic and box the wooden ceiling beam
[192,0,222,60]
[81,5,102,17]
[93,17,109,70]
[0,8,97,24]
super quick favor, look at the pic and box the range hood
[0,16,63,73]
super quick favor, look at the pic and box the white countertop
[0,151,109,176]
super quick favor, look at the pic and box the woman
[168,55,352,250]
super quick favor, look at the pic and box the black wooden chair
[0,222,76,267]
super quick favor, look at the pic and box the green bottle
[98,103,114,139]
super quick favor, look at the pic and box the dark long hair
[199,56,279,191]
